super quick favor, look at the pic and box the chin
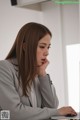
[37,63,42,66]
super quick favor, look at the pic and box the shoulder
[0,60,15,76]
[0,60,18,87]
[0,60,13,69]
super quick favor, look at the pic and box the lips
[41,59,46,64]
[41,59,46,61]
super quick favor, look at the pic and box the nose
[44,49,49,56]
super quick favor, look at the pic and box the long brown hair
[6,22,52,96]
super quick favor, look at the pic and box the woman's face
[37,34,51,66]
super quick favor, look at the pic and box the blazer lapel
[28,96,33,107]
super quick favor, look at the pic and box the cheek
[37,51,41,58]
[37,50,42,59]
[37,47,43,59]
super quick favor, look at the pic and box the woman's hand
[37,59,49,76]
[58,106,77,116]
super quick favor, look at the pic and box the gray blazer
[0,59,59,120]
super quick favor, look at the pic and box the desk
[51,112,80,119]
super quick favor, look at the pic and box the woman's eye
[48,46,51,49]
[39,46,45,49]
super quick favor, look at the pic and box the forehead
[38,34,51,44]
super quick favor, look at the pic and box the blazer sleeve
[38,74,59,108]
[0,61,59,120]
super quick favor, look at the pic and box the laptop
[51,112,80,119]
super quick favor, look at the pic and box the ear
[22,42,26,51]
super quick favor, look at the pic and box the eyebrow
[39,43,51,46]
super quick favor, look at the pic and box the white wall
[61,4,79,45]
[0,0,43,60]
[61,4,79,106]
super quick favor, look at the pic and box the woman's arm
[38,74,59,108]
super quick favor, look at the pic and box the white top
[30,82,37,107]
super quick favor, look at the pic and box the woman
[0,22,77,120]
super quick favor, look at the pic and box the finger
[68,107,77,115]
